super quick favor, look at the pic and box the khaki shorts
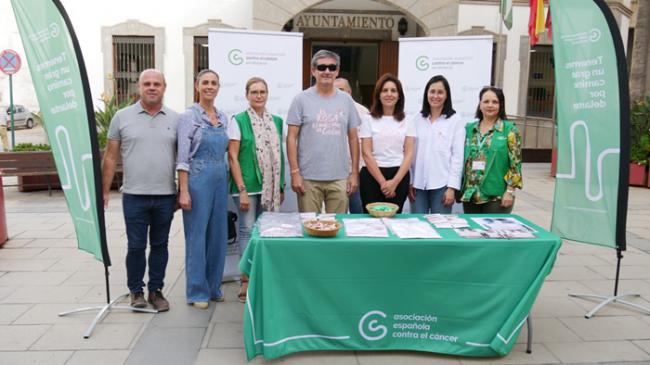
[298,179,348,213]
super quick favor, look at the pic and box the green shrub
[12,143,51,152]
[630,96,650,164]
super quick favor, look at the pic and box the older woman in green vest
[460,86,522,213]
[227,77,284,302]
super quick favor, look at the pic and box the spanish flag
[529,0,546,45]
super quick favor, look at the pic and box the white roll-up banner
[398,36,493,123]
[209,29,303,279]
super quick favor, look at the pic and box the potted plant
[630,97,650,186]
[630,96,650,186]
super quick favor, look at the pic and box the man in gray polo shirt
[286,50,361,213]
[102,69,178,311]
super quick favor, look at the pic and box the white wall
[458,3,532,116]
[458,2,631,116]
[0,0,252,112]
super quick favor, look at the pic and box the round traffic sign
[0,49,21,75]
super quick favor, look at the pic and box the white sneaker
[193,301,209,309]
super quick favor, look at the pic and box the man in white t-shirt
[334,77,368,214]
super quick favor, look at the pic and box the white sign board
[398,36,493,122]
[208,28,303,119]
[209,29,303,279]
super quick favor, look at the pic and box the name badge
[472,160,486,171]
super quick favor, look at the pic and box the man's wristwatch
[506,187,516,196]
[238,184,247,193]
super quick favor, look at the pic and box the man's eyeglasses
[315,64,338,72]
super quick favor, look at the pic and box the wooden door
[378,41,398,77]
[302,39,312,89]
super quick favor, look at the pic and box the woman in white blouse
[359,73,416,213]
[409,75,465,214]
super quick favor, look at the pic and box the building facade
[0,0,637,158]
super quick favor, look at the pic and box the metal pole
[613,247,623,297]
[496,9,504,88]
[9,74,15,149]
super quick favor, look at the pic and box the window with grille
[194,36,209,102]
[112,36,155,104]
[526,45,555,118]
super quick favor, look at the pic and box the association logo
[358,310,387,341]
[228,49,244,65]
[415,55,429,71]
[589,28,601,42]
[28,22,61,43]
[49,23,60,38]
[561,28,603,46]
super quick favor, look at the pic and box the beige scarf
[247,108,282,211]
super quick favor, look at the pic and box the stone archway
[252,0,459,37]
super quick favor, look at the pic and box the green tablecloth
[240,214,562,360]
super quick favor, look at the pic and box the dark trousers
[348,189,363,214]
[360,166,409,213]
[462,199,514,214]
[122,193,176,293]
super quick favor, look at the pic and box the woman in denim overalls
[176,69,229,309]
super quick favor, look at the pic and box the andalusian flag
[529,0,546,45]
[500,0,513,29]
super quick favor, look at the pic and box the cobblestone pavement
[0,163,649,365]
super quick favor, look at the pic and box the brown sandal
[238,275,249,303]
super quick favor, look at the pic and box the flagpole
[496,6,504,88]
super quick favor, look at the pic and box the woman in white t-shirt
[359,73,416,213]
[409,75,465,214]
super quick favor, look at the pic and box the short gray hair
[138,69,166,85]
[334,78,351,93]
[310,50,340,69]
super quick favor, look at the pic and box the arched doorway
[253,0,459,108]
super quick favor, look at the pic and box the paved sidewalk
[0,163,649,365]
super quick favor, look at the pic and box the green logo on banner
[415,55,429,71]
[228,49,243,65]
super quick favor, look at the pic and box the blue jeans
[348,189,363,214]
[122,193,176,293]
[183,124,229,303]
[412,187,452,214]
[232,194,263,256]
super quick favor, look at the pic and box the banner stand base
[568,293,650,318]
[568,249,650,319]
[58,292,158,338]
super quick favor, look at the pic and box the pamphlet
[343,218,389,237]
[258,212,303,237]
[454,227,536,239]
[424,214,470,228]
[382,218,441,239]
[472,217,537,233]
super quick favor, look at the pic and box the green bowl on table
[366,202,399,218]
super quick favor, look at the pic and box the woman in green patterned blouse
[460,86,522,213]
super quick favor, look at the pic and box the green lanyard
[476,128,491,152]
